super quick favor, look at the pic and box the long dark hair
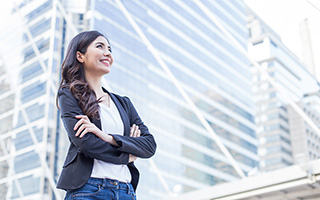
[56,30,107,119]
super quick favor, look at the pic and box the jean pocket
[71,182,102,199]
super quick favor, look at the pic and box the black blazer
[56,87,156,191]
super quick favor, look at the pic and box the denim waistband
[88,177,133,191]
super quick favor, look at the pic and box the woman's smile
[100,58,111,67]
[79,36,114,76]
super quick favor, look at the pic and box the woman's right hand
[129,124,140,162]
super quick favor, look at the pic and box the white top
[90,98,131,183]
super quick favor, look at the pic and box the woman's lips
[101,59,110,66]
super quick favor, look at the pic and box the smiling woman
[56,30,156,200]
[76,36,113,77]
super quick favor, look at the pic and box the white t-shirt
[90,98,131,183]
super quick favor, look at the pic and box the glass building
[86,1,257,199]
[0,0,71,199]
[288,92,320,164]
[248,11,320,172]
[0,0,258,199]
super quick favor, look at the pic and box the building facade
[0,0,69,199]
[86,1,257,199]
[0,0,258,199]
[288,92,320,164]
[248,11,320,172]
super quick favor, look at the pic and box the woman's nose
[103,47,112,56]
[103,50,111,56]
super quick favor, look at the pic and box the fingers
[130,124,136,137]
[74,115,90,130]
[79,128,90,138]
[135,129,141,137]
[130,124,140,137]
[74,115,91,138]
[75,124,86,137]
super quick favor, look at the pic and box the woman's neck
[85,74,105,98]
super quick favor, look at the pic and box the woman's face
[78,36,114,77]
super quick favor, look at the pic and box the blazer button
[77,148,81,153]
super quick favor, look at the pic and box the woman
[56,30,156,200]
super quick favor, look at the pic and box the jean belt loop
[102,178,106,189]
[126,182,130,194]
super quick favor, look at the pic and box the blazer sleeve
[111,97,157,158]
[58,88,129,164]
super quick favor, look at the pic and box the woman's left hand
[74,115,102,138]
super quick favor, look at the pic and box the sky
[244,0,320,60]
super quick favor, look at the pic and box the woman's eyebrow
[95,42,105,46]
[96,42,111,49]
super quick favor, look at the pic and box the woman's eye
[97,45,103,48]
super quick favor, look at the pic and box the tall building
[248,11,320,172]
[0,0,72,199]
[0,0,258,199]
[85,1,257,199]
[288,92,320,164]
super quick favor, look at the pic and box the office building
[248,11,320,172]
[87,1,257,199]
[288,92,320,164]
[0,0,71,199]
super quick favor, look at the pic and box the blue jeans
[64,177,137,200]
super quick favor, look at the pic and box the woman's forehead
[94,36,110,46]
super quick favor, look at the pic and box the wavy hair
[56,30,108,119]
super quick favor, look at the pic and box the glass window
[11,175,40,198]
[25,103,45,123]
[21,61,43,83]
[14,127,43,150]
[25,1,52,22]
[0,115,13,133]
[14,151,40,173]
[29,17,51,38]
[21,81,46,103]
[23,39,50,62]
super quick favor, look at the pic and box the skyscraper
[288,92,320,164]
[0,0,70,199]
[84,1,257,199]
[0,1,258,199]
[248,11,320,172]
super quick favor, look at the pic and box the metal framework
[0,0,61,199]
[115,0,320,199]
[115,0,247,183]
[0,0,76,199]
[161,0,320,199]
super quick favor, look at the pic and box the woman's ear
[76,51,84,63]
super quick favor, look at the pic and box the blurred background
[0,0,320,200]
